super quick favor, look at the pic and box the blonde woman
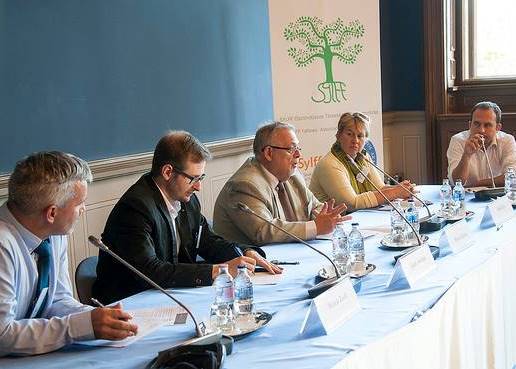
[310,112,413,210]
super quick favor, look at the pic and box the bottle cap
[351,222,359,226]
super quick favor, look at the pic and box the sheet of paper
[76,306,188,348]
[464,186,489,193]
[251,271,284,285]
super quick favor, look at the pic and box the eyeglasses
[263,145,302,155]
[352,112,370,121]
[175,169,206,184]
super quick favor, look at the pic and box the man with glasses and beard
[213,122,350,246]
[93,131,280,304]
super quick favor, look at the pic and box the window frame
[452,0,516,87]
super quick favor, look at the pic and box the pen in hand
[91,297,106,308]
[91,298,131,322]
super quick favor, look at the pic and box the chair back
[75,256,98,305]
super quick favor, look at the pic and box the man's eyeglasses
[175,169,206,184]
[263,145,302,155]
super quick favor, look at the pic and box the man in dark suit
[93,131,281,304]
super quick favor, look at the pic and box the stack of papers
[77,306,188,347]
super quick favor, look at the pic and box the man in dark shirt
[93,131,280,303]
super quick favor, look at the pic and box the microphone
[235,202,347,298]
[88,236,217,342]
[356,151,446,232]
[356,151,432,219]
[345,155,423,246]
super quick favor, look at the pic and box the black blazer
[92,174,262,304]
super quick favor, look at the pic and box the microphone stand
[471,136,505,200]
[356,152,446,232]
[345,155,423,246]
[480,136,496,189]
[235,203,347,298]
[88,236,218,342]
[357,152,432,219]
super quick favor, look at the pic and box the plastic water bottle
[452,179,466,216]
[348,223,365,274]
[504,167,513,194]
[390,199,406,244]
[234,265,254,325]
[404,199,420,242]
[440,179,452,216]
[331,224,349,275]
[210,264,235,332]
[505,167,516,202]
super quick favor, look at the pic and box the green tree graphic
[284,16,365,103]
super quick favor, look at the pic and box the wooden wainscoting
[382,111,428,184]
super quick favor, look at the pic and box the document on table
[465,186,489,193]
[77,306,188,348]
[251,271,284,285]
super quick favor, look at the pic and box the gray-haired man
[214,122,349,245]
[0,152,137,356]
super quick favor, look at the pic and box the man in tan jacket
[213,122,349,245]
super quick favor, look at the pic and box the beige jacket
[213,157,323,245]
[310,151,384,210]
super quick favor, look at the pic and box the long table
[2,186,515,369]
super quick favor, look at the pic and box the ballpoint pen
[91,298,132,322]
[271,260,300,265]
[91,297,105,308]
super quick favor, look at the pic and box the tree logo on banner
[284,16,365,103]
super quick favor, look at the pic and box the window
[457,0,516,82]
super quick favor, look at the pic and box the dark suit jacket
[92,174,262,304]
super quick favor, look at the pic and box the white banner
[268,0,383,180]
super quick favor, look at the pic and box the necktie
[277,182,296,221]
[33,239,51,318]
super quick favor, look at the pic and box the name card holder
[439,219,474,253]
[386,245,435,289]
[300,277,360,336]
[480,196,514,229]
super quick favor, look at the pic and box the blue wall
[380,0,424,111]
[0,0,273,173]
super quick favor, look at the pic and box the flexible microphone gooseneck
[88,236,210,338]
[480,136,496,189]
[356,151,433,220]
[235,202,346,298]
[346,155,423,246]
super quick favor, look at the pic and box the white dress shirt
[154,180,182,251]
[447,130,516,186]
[0,203,94,356]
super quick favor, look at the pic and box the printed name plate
[300,277,360,336]
[439,219,474,253]
[386,245,435,289]
[480,196,514,228]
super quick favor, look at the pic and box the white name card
[386,245,435,289]
[439,219,474,253]
[300,277,360,336]
[480,196,514,228]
